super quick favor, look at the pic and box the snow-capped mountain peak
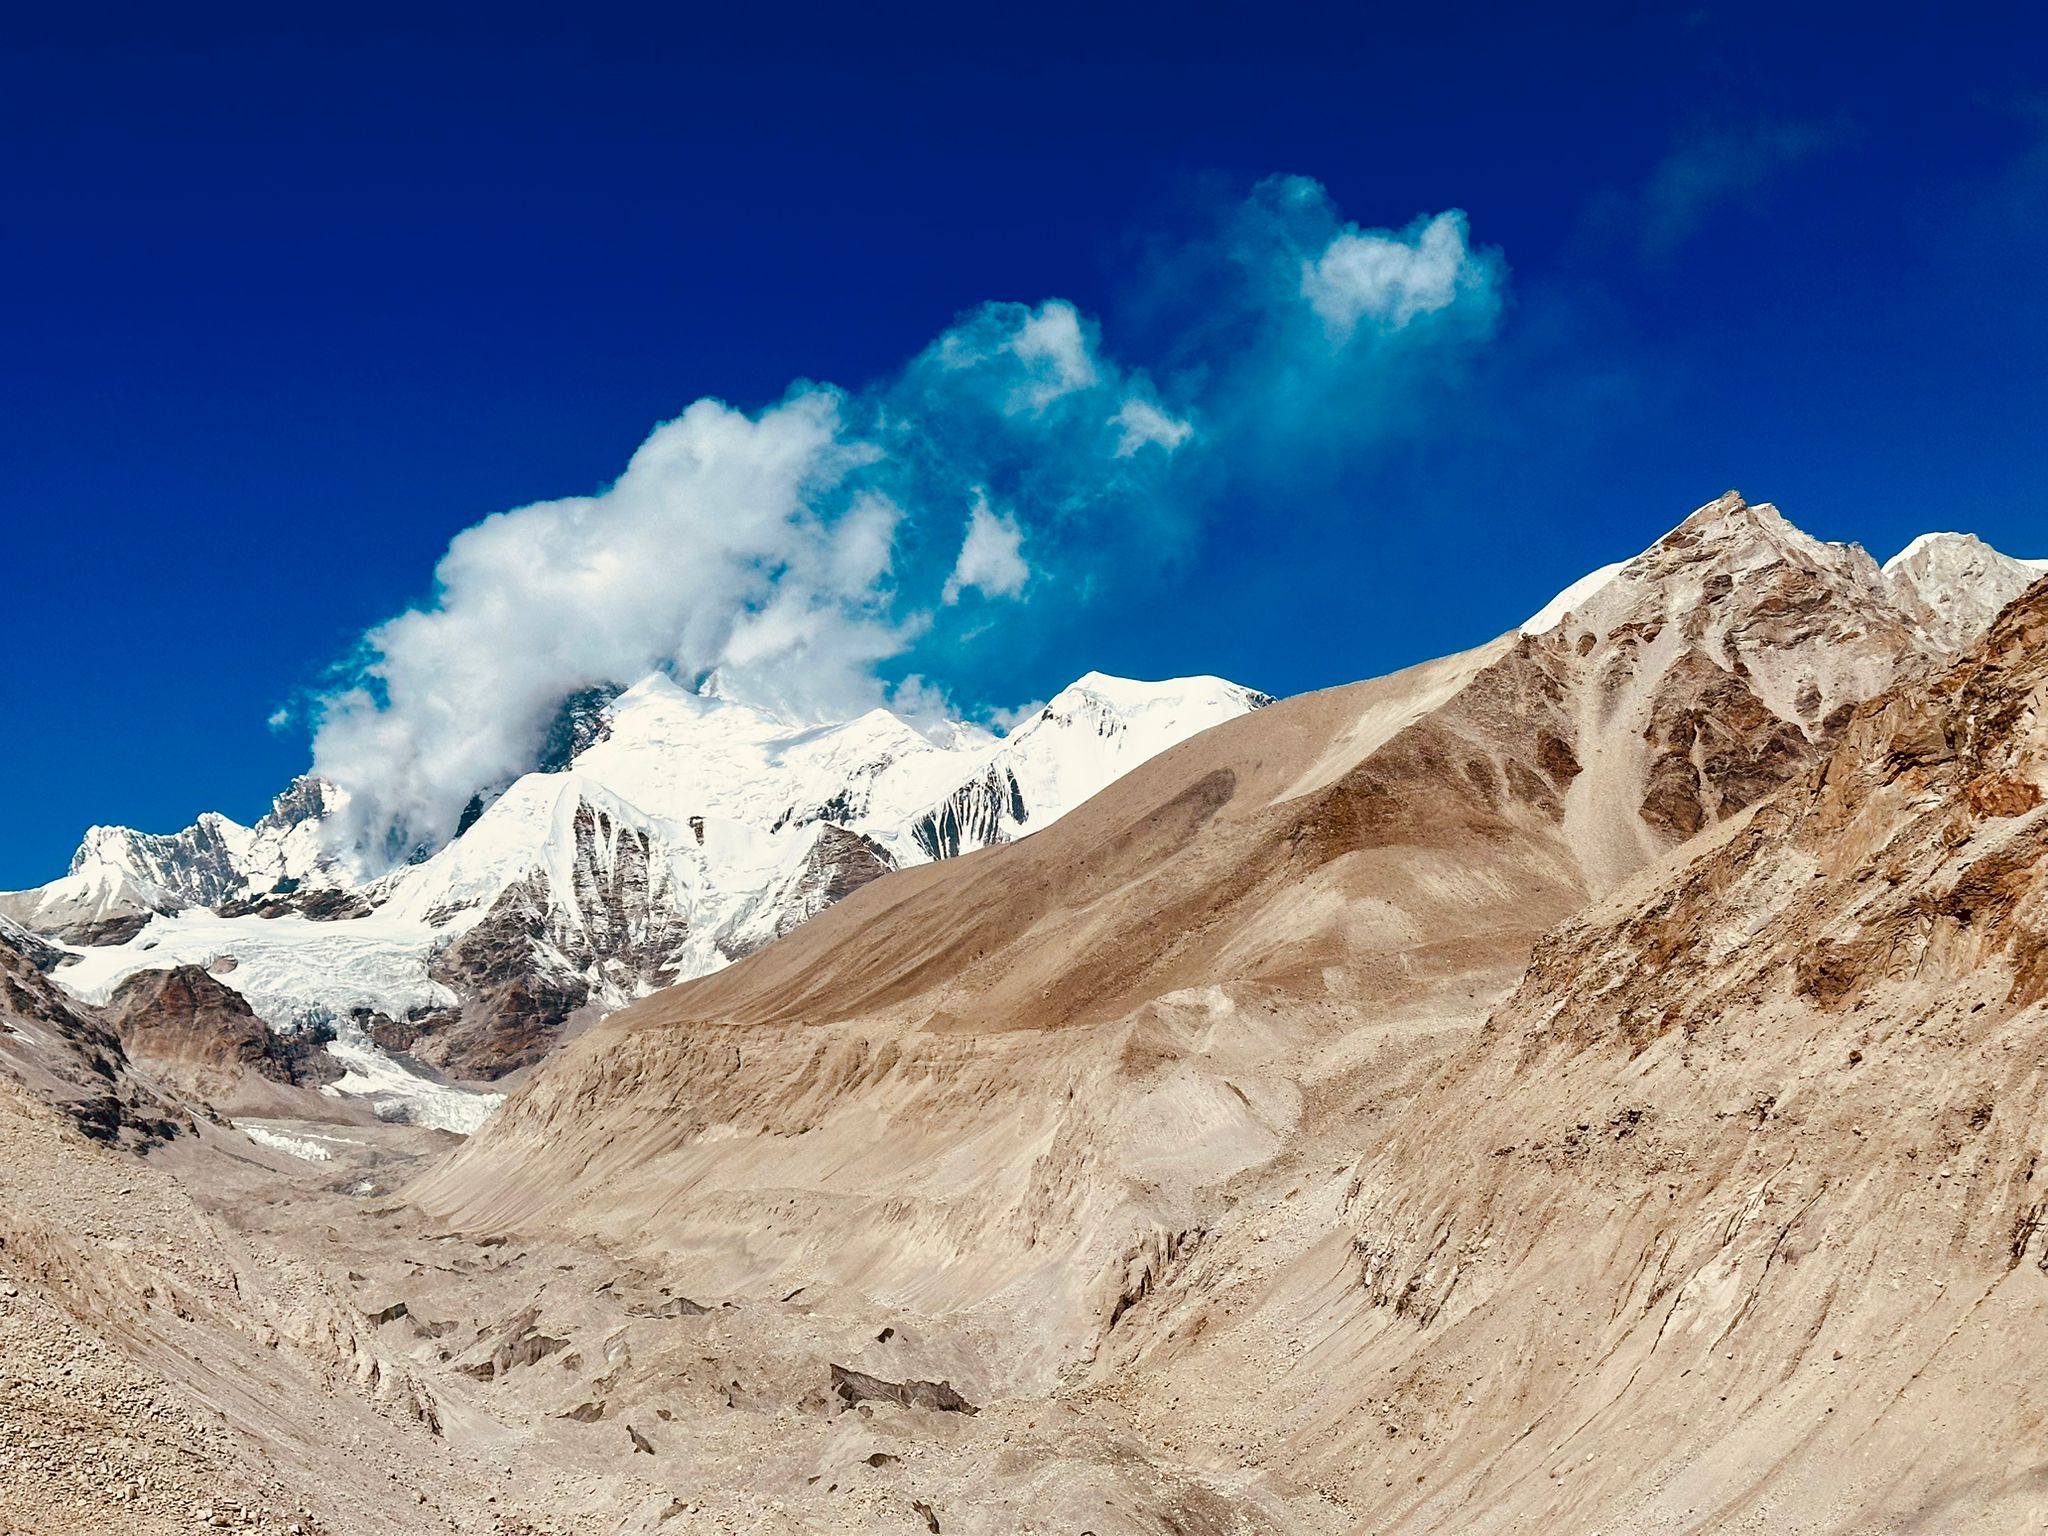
[1881,530,2048,652]
[9,666,1269,1103]
[1523,494,2043,658]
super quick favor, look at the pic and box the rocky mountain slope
[1883,530,2048,652]
[425,488,2027,1161]
[397,493,2046,1530]
[3,489,2044,1535]
[0,916,552,1536]
[1252,568,2048,1531]
[3,671,1268,1105]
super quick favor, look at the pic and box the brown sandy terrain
[4,493,2044,1533]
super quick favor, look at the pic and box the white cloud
[1300,210,1492,341]
[824,490,902,596]
[941,492,1030,604]
[1003,301,1100,412]
[304,179,1511,869]
[987,697,1047,734]
[311,389,917,863]
[1112,397,1194,457]
[1637,119,1845,258]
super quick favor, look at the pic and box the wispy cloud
[1638,118,1848,258]
[942,492,1029,604]
[309,176,1509,867]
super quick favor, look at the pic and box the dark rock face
[625,1294,709,1319]
[910,765,1028,860]
[747,828,895,953]
[1638,654,1814,839]
[1515,493,1958,888]
[102,966,340,1088]
[361,1009,428,1054]
[254,774,333,835]
[0,933,186,1149]
[828,1364,978,1415]
[536,685,622,774]
[420,800,694,1078]
[424,878,594,1079]
[57,913,155,948]
[453,793,489,837]
[0,922,72,973]
[215,887,371,922]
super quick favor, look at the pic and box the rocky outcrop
[740,826,895,952]
[0,930,185,1149]
[1304,578,2048,1528]
[1520,491,1958,888]
[0,915,67,974]
[102,966,340,1090]
[1635,650,1813,838]
[420,878,593,1079]
[535,685,622,774]
[909,764,1026,860]
[215,885,372,921]
[417,800,695,1078]
[828,1364,978,1415]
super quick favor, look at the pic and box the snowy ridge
[1521,560,1630,636]
[1882,531,1962,575]
[8,669,1268,1122]
[1882,530,2047,579]
[909,672,1273,857]
[1525,511,2041,653]
[1878,531,2048,653]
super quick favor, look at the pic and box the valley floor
[0,1000,1470,1536]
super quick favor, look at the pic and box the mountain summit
[3,670,1269,1115]
[0,493,2034,1127]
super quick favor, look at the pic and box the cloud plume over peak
[309,176,1508,868]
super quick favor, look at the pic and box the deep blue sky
[4,2,2046,884]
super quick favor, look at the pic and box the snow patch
[1522,560,1629,635]
[237,1124,336,1162]
[56,909,454,1030]
[321,1024,503,1135]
